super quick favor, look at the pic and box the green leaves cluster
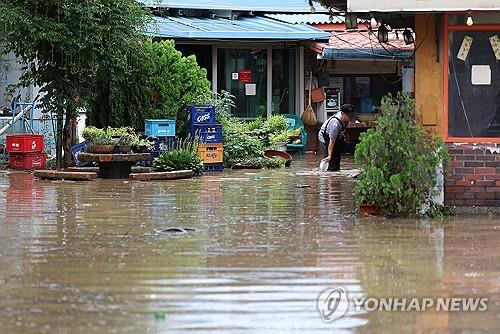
[354,92,449,217]
[223,133,264,168]
[0,0,150,167]
[153,149,204,175]
[88,39,212,135]
[216,108,289,168]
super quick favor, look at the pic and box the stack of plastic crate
[144,119,176,161]
[188,105,223,172]
[6,134,46,170]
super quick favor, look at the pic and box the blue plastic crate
[188,105,216,126]
[151,137,177,152]
[144,119,176,137]
[190,124,223,143]
[204,162,224,173]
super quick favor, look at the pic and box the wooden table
[78,153,151,179]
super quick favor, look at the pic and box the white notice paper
[489,35,500,60]
[457,36,473,61]
[471,65,491,85]
[245,83,256,96]
[232,72,239,80]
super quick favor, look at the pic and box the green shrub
[153,149,204,174]
[82,126,104,141]
[106,127,129,138]
[223,133,264,168]
[354,92,449,217]
[92,132,115,146]
[264,115,288,133]
[269,131,289,146]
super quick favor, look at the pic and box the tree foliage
[143,40,211,135]
[0,0,150,168]
[87,39,212,136]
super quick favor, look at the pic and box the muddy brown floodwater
[0,155,499,334]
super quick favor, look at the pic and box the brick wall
[445,143,500,207]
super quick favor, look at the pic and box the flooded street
[0,155,499,334]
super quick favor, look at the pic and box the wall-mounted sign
[245,83,256,96]
[457,36,473,61]
[239,69,253,83]
[232,72,239,80]
[471,65,491,85]
[489,35,500,61]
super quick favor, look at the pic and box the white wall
[0,53,43,117]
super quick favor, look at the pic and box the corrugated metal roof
[265,14,345,24]
[147,15,330,40]
[140,0,328,13]
[348,0,500,12]
[308,30,414,60]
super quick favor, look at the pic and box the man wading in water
[318,104,355,171]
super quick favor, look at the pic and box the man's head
[340,104,356,122]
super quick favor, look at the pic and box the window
[448,30,500,138]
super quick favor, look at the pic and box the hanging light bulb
[466,13,474,26]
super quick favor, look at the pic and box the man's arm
[328,138,335,160]
[322,139,335,162]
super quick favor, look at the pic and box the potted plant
[354,92,449,217]
[87,130,115,153]
[114,133,138,153]
[82,126,102,146]
[106,127,129,142]
[269,131,289,152]
[132,138,153,153]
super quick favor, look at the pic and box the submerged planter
[88,145,115,154]
[114,145,132,154]
[264,150,292,167]
[359,204,382,216]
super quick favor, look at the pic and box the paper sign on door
[489,35,500,61]
[457,36,473,61]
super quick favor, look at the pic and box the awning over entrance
[148,16,330,41]
[307,30,414,60]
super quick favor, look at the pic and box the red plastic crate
[6,134,44,153]
[9,152,47,170]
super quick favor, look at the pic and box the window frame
[443,13,500,143]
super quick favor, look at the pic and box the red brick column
[445,144,500,207]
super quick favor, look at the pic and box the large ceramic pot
[114,145,132,154]
[88,145,115,154]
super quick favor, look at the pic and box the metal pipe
[0,106,30,136]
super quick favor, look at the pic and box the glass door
[272,49,296,115]
[217,48,267,119]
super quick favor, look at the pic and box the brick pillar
[445,143,500,207]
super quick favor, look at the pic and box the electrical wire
[450,49,474,137]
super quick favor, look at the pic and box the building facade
[341,0,500,208]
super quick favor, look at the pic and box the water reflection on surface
[0,155,499,334]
